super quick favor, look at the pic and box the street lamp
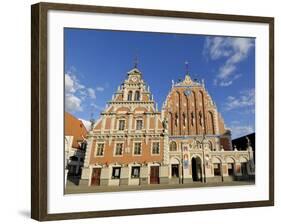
[199,134,207,183]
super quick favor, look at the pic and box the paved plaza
[65,180,255,194]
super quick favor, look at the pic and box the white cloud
[224,89,255,111]
[65,69,106,114]
[65,73,85,112]
[91,103,104,111]
[87,88,96,99]
[230,124,254,139]
[96,86,104,92]
[204,37,254,86]
[65,74,75,93]
[65,94,82,112]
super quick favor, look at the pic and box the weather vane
[185,60,189,74]
[134,54,139,68]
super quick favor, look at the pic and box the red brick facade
[162,74,232,150]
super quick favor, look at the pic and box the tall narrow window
[134,90,140,101]
[136,120,143,130]
[152,142,160,154]
[134,142,141,155]
[170,141,177,151]
[191,112,195,126]
[127,91,132,101]
[96,143,104,156]
[118,120,125,130]
[182,113,186,126]
[175,113,178,127]
[115,143,123,155]
[199,111,203,126]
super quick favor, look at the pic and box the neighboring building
[232,133,255,152]
[65,112,88,177]
[80,65,255,187]
[232,133,255,162]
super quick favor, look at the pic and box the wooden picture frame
[31,2,274,221]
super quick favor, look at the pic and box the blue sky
[64,28,255,139]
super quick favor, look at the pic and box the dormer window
[127,91,132,101]
[134,90,140,101]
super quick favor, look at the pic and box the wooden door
[91,168,101,186]
[150,166,159,184]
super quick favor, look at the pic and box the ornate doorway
[192,157,202,182]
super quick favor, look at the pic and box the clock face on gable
[131,76,138,82]
[184,89,191,96]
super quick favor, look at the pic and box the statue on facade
[162,117,168,130]
[90,118,95,130]
[246,136,253,151]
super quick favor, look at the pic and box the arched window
[170,141,177,151]
[182,113,186,126]
[127,91,132,101]
[134,91,140,101]
[208,111,215,134]
[169,112,173,135]
[191,111,195,126]
[175,113,178,127]
[199,111,203,126]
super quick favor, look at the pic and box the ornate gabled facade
[81,67,169,186]
[162,72,255,183]
[80,66,255,187]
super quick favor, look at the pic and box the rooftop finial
[184,60,189,74]
[134,55,139,68]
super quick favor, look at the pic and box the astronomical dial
[184,89,191,96]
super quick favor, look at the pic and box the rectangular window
[112,167,121,179]
[214,163,221,176]
[115,143,123,155]
[118,120,125,130]
[136,120,143,130]
[96,143,104,156]
[228,163,234,176]
[152,142,160,154]
[134,142,141,155]
[131,166,140,178]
